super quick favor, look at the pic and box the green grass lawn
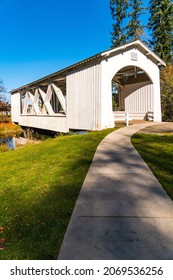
[0,128,115,260]
[131,133,173,200]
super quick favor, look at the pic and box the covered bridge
[11,40,165,133]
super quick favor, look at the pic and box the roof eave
[11,40,166,94]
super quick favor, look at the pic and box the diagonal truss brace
[22,83,66,115]
[51,84,66,114]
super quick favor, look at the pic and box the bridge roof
[11,39,165,94]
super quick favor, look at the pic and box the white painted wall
[66,63,102,130]
[123,82,154,113]
[17,115,67,133]
[11,92,21,122]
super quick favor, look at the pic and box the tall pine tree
[127,0,146,41]
[148,0,173,62]
[110,0,128,47]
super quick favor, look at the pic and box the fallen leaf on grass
[0,238,6,243]
[0,227,4,232]
[0,245,5,251]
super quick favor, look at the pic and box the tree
[126,0,146,41]
[148,0,173,62]
[161,64,173,121]
[0,101,11,114]
[0,80,10,117]
[0,79,6,102]
[110,0,128,47]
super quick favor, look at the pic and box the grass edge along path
[131,133,173,201]
[0,128,116,260]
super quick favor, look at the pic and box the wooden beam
[51,83,66,114]
[38,87,54,115]
[23,92,29,114]
[29,90,40,115]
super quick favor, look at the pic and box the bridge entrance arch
[111,65,154,123]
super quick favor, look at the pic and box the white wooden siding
[67,63,101,130]
[11,92,21,122]
[18,115,67,133]
[123,82,154,113]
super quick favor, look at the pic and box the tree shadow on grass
[58,137,173,259]
[0,158,92,260]
[131,134,173,198]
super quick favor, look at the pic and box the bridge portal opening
[112,66,154,122]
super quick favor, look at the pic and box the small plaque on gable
[131,52,138,61]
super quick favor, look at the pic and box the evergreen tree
[127,0,146,41]
[148,0,173,62]
[110,0,128,47]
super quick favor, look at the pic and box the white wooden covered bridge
[11,40,165,133]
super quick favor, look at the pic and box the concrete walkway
[58,123,173,260]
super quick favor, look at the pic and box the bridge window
[20,83,66,116]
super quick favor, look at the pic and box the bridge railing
[113,111,154,126]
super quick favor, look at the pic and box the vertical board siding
[123,82,154,113]
[67,63,101,130]
[11,93,21,122]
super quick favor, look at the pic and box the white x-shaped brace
[22,83,66,115]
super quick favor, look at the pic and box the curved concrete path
[58,123,173,260]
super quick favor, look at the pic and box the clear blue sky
[0,0,149,100]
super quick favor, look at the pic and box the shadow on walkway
[58,123,173,260]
